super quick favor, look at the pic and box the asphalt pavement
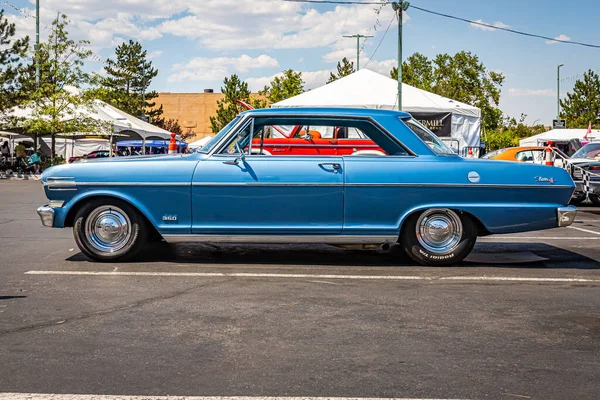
[1,180,599,400]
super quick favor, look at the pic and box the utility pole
[557,64,564,120]
[391,1,410,111]
[342,34,372,70]
[35,0,40,87]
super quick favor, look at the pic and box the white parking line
[24,270,600,283]
[568,226,600,236]
[0,394,464,400]
[480,236,600,240]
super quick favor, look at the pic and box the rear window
[401,117,455,155]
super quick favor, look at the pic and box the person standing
[1,141,9,162]
[14,142,27,171]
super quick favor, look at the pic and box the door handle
[319,162,341,171]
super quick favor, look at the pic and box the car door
[191,120,344,235]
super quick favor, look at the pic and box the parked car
[68,150,111,164]
[37,108,577,266]
[481,146,568,163]
[555,142,600,205]
[250,124,385,156]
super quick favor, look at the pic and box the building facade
[154,92,263,142]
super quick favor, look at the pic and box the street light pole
[392,1,409,111]
[343,34,373,71]
[557,64,564,120]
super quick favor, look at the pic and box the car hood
[73,154,186,163]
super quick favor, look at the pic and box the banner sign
[552,119,566,129]
[411,112,452,137]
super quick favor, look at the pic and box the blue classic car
[38,108,577,266]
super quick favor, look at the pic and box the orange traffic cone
[168,133,177,154]
[544,145,554,166]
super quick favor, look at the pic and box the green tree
[259,69,304,104]
[327,57,355,83]
[210,74,265,133]
[0,9,29,116]
[156,118,182,135]
[390,53,434,91]
[22,14,106,158]
[560,70,600,128]
[485,114,546,151]
[96,40,162,123]
[391,51,504,130]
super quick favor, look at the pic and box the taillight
[589,166,600,171]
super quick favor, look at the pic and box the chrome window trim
[207,113,416,157]
[163,234,397,244]
[207,114,252,156]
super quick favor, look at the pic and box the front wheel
[73,199,148,262]
[400,209,477,266]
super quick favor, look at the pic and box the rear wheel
[400,209,477,266]
[73,198,148,262]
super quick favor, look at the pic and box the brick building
[154,91,263,142]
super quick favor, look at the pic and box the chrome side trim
[163,234,397,244]
[37,206,55,227]
[192,182,343,187]
[75,182,192,187]
[345,183,575,189]
[557,206,577,227]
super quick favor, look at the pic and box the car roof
[241,107,412,119]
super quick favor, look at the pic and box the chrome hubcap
[416,209,463,254]
[85,206,131,253]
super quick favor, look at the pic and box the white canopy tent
[40,137,110,161]
[520,128,600,146]
[6,96,175,155]
[272,69,481,152]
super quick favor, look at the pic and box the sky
[4,0,600,126]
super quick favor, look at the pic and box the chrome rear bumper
[557,206,577,227]
[37,205,55,227]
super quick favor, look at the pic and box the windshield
[199,117,240,153]
[402,117,456,155]
[572,143,600,159]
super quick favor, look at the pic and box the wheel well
[64,195,160,237]
[400,208,491,238]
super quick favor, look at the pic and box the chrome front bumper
[37,205,55,227]
[557,206,577,227]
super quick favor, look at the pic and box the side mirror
[223,141,246,165]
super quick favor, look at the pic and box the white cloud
[546,34,571,44]
[508,88,555,97]
[169,54,279,83]
[246,61,396,93]
[470,19,510,31]
[147,50,163,60]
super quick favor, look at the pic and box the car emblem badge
[467,171,480,183]
[535,176,555,184]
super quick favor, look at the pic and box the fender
[396,202,562,235]
[55,189,162,231]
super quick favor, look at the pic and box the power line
[283,0,600,49]
[284,0,389,4]
[363,12,395,68]
[409,4,600,49]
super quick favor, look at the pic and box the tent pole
[142,137,146,155]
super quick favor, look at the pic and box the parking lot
[1,180,599,400]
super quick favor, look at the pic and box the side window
[216,117,410,157]
[516,150,533,162]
